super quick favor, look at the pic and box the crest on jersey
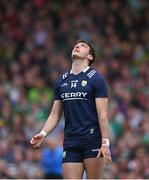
[81,80,87,86]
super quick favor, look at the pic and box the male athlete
[30,39,112,179]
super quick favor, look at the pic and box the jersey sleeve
[93,74,108,98]
[54,79,61,100]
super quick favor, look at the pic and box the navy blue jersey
[54,66,108,140]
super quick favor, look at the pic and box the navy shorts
[63,135,103,163]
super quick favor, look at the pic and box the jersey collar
[70,66,90,74]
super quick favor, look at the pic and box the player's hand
[97,146,112,164]
[30,133,45,148]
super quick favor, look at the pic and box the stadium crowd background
[0,0,148,178]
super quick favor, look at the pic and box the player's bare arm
[30,100,63,148]
[41,100,63,134]
[95,98,112,164]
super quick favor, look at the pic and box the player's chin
[71,53,81,59]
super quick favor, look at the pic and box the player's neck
[71,60,89,75]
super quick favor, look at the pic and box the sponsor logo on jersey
[63,151,66,158]
[61,92,87,101]
[81,80,87,86]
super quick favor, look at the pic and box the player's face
[71,42,90,60]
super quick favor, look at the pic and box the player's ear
[87,54,93,60]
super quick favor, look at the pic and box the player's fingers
[33,141,41,148]
[30,138,36,144]
[30,134,43,144]
[108,155,112,164]
[103,154,108,164]
[34,134,43,139]
[33,144,39,148]
[104,153,112,164]
[30,137,39,144]
[30,138,39,145]
[96,149,101,158]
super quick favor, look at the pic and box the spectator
[41,137,63,179]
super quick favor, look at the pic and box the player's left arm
[95,97,112,164]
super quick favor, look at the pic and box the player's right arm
[30,100,63,148]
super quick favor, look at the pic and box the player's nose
[75,45,79,49]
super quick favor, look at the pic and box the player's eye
[81,43,87,48]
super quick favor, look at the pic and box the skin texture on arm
[42,100,63,134]
[30,100,63,148]
[95,98,112,164]
[96,98,109,139]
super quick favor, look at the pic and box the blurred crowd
[0,0,148,179]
